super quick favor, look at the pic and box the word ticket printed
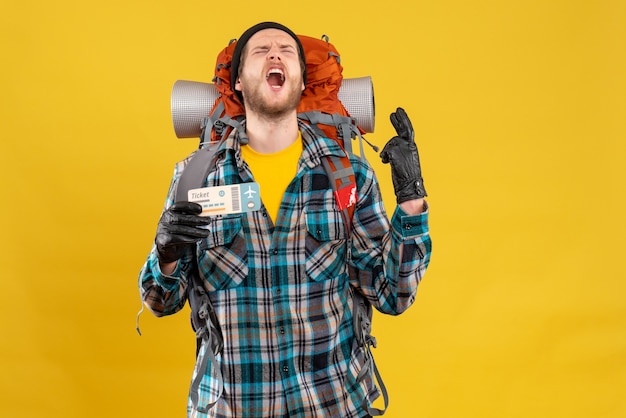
[188,183,261,216]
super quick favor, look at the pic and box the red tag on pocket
[334,183,357,210]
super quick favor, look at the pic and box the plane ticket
[187,182,261,216]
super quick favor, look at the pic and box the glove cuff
[156,243,184,264]
[395,178,427,204]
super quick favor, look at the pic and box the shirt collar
[298,122,349,171]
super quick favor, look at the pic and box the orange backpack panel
[206,35,364,146]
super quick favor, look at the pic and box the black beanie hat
[230,22,306,101]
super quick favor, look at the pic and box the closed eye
[251,46,270,55]
[280,45,297,54]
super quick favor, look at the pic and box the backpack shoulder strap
[353,290,389,416]
[320,154,356,232]
[175,141,222,202]
[175,142,225,413]
[188,256,224,413]
[319,153,389,416]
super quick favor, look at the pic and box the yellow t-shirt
[240,134,302,222]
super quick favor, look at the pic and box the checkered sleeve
[138,154,197,317]
[348,156,432,315]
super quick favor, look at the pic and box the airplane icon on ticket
[244,185,257,199]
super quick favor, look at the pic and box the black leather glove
[155,201,210,264]
[380,107,427,203]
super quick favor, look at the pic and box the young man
[139,22,431,418]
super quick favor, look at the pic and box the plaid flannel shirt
[139,124,432,417]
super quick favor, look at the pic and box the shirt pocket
[304,208,348,282]
[197,215,248,291]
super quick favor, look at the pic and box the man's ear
[235,77,242,92]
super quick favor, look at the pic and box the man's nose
[267,46,282,61]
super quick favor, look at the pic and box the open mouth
[266,68,285,88]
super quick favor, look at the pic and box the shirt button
[405,224,413,230]
[276,288,281,295]
[279,327,285,334]
[283,365,289,373]
[272,249,279,255]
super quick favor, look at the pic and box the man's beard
[242,82,302,118]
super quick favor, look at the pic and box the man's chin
[246,90,301,117]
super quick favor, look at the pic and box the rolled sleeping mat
[171,76,375,138]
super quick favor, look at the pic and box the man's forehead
[246,28,298,47]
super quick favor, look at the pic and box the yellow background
[2,0,625,417]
